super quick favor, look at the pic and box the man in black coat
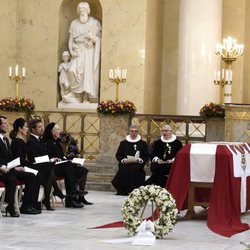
[0,115,38,216]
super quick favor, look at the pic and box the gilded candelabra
[109,67,127,101]
[214,36,244,103]
[9,65,26,97]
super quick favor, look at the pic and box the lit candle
[225,70,229,81]
[22,67,25,77]
[221,69,225,79]
[15,64,19,76]
[213,71,217,81]
[9,67,12,77]
[229,70,233,81]
[117,67,121,78]
[217,71,221,81]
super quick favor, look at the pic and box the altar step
[84,162,116,192]
[84,162,151,192]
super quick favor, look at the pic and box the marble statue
[58,51,71,98]
[63,2,101,104]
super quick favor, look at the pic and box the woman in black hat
[43,122,92,207]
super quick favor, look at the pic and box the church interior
[0,0,250,249]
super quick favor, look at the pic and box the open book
[34,155,50,164]
[7,157,21,170]
[24,166,38,175]
[54,160,69,165]
[72,158,85,166]
[127,155,139,162]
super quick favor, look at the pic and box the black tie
[2,137,8,151]
[3,137,12,158]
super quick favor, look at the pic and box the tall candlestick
[109,67,127,100]
[9,65,26,97]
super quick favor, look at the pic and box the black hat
[43,122,56,142]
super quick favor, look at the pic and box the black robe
[111,138,149,195]
[146,137,182,187]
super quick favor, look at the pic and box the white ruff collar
[126,135,141,143]
[161,134,176,143]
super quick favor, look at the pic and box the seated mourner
[146,124,182,187]
[111,125,149,195]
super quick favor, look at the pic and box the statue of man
[64,2,101,104]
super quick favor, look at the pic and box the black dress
[111,137,149,195]
[45,138,88,191]
[12,137,52,193]
[146,135,182,187]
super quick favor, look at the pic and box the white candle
[114,69,117,78]
[124,69,127,79]
[15,64,19,76]
[9,67,12,77]
[109,69,112,78]
[117,67,121,78]
[221,69,225,79]
[225,70,229,81]
[229,70,233,81]
[217,71,221,81]
[22,67,25,77]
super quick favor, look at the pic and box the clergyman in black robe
[146,124,182,187]
[111,125,149,195]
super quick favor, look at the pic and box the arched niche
[57,0,102,104]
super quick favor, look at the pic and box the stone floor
[0,191,250,250]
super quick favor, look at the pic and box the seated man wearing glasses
[146,124,182,187]
[111,125,149,195]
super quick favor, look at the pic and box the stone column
[96,115,130,163]
[176,0,222,115]
[225,104,250,142]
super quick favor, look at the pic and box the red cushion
[0,181,5,188]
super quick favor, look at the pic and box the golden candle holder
[109,67,127,101]
[213,36,244,103]
[9,65,26,97]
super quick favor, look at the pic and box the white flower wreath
[122,185,178,238]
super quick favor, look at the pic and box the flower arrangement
[60,132,80,159]
[122,185,178,238]
[241,241,250,250]
[0,97,35,113]
[199,102,225,118]
[97,100,136,115]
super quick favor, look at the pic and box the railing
[2,110,206,160]
[28,111,100,160]
[131,114,206,145]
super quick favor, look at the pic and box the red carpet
[90,221,124,229]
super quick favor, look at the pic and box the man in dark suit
[27,119,83,208]
[0,115,38,216]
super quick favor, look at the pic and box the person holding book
[0,115,39,216]
[27,119,84,208]
[111,125,149,195]
[146,124,183,187]
[43,122,93,206]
